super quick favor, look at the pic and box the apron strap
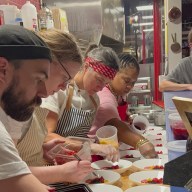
[90,95,98,109]
[65,82,75,111]
[65,80,98,110]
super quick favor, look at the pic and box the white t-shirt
[0,107,31,180]
[42,82,99,116]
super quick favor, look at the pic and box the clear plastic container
[166,140,186,161]
[0,5,18,24]
[168,113,188,140]
[21,1,38,31]
[15,10,23,26]
[48,142,91,165]
[38,3,54,31]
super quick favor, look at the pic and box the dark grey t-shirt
[166,56,192,84]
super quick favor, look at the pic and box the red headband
[85,57,117,80]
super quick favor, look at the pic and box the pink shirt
[89,87,120,138]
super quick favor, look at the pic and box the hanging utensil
[168,6,181,23]
[171,33,181,53]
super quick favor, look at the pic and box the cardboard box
[51,8,69,32]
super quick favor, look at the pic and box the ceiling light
[136,5,153,11]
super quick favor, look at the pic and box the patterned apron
[16,107,49,166]
[55,82,97,138]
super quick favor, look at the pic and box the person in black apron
[43,47,120,162]
[90,53,158,159]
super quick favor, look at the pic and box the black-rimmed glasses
[58,60,72,84]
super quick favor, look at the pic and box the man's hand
[59,160,93,183]
[43,139,65,162]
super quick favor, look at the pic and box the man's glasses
[58,60,72,84]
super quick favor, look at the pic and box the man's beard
[1,78,42,121]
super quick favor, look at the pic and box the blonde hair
[38,28,83,65]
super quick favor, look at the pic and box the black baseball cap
[0,25,52,61]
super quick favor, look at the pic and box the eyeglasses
[58,59,72,84]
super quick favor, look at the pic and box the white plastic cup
[131,115,149,134]
[96,125,118,149]
[168,113,188,140]
[166,140,187,161]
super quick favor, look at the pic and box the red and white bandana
[85,57,117,80]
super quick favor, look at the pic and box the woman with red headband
[89,53,157,159]
[42,47,120,162]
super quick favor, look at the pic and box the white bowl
[155,147,168,155]
[140,147,168,159]
[129,170,164,185]
[89,184,123,192]
[91,159,132,174]
[120,150,141,162]
[119,143,135,151]
[144,130,166,140]
[158,154,168,161]
[124,185,170,192]
[82,170,120,185]
[147,126,164,132]
[148,130,166,136]
[150,139,164,147]
[140,154,168,161]
[132,159,168,170]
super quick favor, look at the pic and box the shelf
[130,89,151,93]
[137,77,151,81]
[128,104,152,109]
[182,31,190,35]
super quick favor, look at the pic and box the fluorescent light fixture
[142,15,153,19]
[143,28,153,32]
[132,22,153,26]
[143,28,165,32]
[136,5,153,11]
[56,2,100,8]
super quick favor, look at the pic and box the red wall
[0,0,40,10]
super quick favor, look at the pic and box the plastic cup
[168,113,188,140]
[166,140,187,161]
[96,125,118,149]
[131,115,149,134]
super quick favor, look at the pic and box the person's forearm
[159,80,191,92]
[45,133,65,142]
[117,125,145,148]
[0,174,48,192]
[105,118,144,148]
[30,166,64,184]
